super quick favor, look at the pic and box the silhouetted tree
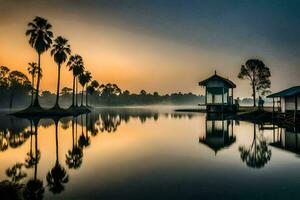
[238,59,271,107]
[51,36,71,108]
[67,55,84,107]
[79,71,92,106]
[99,83,121,98]
[0,66,10,86]
[61,87,72,96]
[27,62,38,106]
[8,71,31,109]
[26,16,53,108]
[86,80,99,106]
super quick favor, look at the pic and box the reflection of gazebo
[199,118,236,155]
[199,71,237,112]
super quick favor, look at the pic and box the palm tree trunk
[33,54,41,108]
[81,85,84,107]
[55,63,61,108]
[31,75,35,106]
[75,78,78,107]
[252,83,256,107]
[72,76,75,107]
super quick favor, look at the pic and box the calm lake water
[1,107,300,200]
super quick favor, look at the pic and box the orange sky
[1,0,299,97]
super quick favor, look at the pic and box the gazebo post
[222,88,224,112]
[205,87,207,104]
[272,97,275,119]
[231,88,234,104]
[294,95,297,124]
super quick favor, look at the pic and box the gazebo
[199,71,237,112]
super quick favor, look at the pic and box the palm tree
[86,80,99,107]
[26,16,53,108]
[67,55,84,107]
[79,71,92,107]
[27,62,37,106]
[50,36,71,109]
[46,120,69,194]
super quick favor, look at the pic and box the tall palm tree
[67,55,84,107]
[51,36,71,109]
[26,16,53,108]
[79,71,92,107]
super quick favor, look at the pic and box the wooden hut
[267,86,300,123]
[199,71,237,112]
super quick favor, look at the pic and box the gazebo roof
[198,71,236,88]
[267,86,300,98]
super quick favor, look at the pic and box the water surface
[0,108,300,200]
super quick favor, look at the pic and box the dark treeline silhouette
[0,67,206,108]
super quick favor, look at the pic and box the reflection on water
[0,108,300,199]
[199,114,236,155]
[239,123,272,168]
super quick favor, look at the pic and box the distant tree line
[0,68,206,108]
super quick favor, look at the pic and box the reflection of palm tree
[23,121,45,200]
[25,121,40,169]
[0,129,8,152]
[25,16,53,107]
[99,113,121,133]
[0,180,23,200]
[6,163,27,184]
[50,36,71,108]
[239,123,272,168]
[78,115,90,148]
[66,118,83,169]
[46,121,69,194]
